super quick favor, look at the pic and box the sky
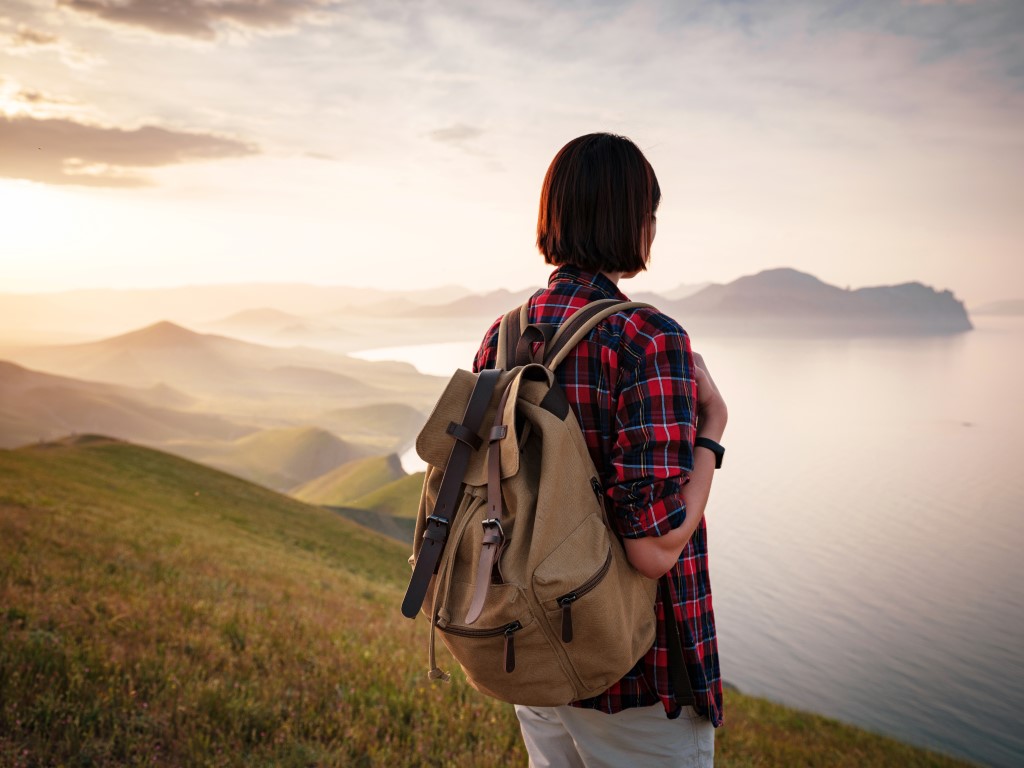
[0,0,1021,305]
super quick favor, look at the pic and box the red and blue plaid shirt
[473,265,723,726]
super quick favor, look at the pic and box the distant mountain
[204,307,309,332]
[392,268,970,335]
[971,299,1024,317]
[0,360,253,449]
[667,268,972,336]
[402,288,537,317]
[4,321,441,407]
[634,282,710,304]
[0,283,473,341]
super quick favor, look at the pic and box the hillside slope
[349,471,426,520]
[0,439,976,767]
[0,360,253,449]
[291,453,406,506]
[0,437,522,766]
[166,426,369,490]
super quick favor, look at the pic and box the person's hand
[693,351,727,441]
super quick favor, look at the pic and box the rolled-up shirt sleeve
[607,318,697,539]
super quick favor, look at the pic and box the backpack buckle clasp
[481,518,505,545]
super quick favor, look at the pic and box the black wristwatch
[694,436,725,469]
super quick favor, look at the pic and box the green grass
[348,472,426,520]
[0,437,977,767]
[0,437,521,767]
[291,454,406,506]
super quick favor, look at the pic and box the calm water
[356,317,1024,767]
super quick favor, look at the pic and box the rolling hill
[0,360,254,449]
[321,402,426,450]
[0,437,977,767]
[165,426,369,491]
[4,321,366,392]
[3,321,446,416]
[291,453,407,506]
[0,436,521,766]
[348,471,426,520]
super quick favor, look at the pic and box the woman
[472,133,727,767]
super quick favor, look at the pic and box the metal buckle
[481,517,505,545]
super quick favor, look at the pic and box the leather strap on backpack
[402,368,502,619]
[463,380,516,625]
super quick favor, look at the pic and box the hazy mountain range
[1,268,979,349]
[0,321,441,496]
[0,266,984,507]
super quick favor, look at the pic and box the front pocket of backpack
[533,516,656,695]
[438,583,575,705]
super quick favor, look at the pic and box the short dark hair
[537,133,661,274]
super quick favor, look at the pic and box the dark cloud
[0,114,258,188]
[428,123,484,145]
[57,0,334,40]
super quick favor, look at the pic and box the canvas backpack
[401,298,658,707]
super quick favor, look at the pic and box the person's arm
[623,355,726,577]
[614,346,729,581]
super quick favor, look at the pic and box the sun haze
[1,0,1022,305]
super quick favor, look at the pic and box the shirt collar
[548,265,629,301]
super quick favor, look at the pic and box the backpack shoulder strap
[544,300,653,370]
[496,305,527,371]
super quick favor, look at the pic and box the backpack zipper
[440,620,523,673]
[556,549,613,643]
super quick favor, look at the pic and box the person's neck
[601,270,639,285]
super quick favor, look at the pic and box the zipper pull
[558,594,577,643]
[590,477,603,499]
[503,621,522,673]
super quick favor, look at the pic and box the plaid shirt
[473,266,723,726]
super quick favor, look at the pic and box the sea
[352,316,1024,768]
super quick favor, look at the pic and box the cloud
[57,0,336,40]
[4,22,100,68]
[428,123,484,145]
[11,25,60,46]
[0,114,258,187]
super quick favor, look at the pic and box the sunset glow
[1,1,1021,304]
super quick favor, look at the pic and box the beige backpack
[402,299,657,706]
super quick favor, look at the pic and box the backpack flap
[415,368,521,485]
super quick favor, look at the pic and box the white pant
[515,702,714,768]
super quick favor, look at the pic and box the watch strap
[694,436,724,469]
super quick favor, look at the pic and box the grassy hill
[0,361,252,449]
[320,402,426,453]
[291,453,406,506]
[166,426,369,491]
[4,321,445,413]
[0,439,976,767]
[348,471,426,520]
